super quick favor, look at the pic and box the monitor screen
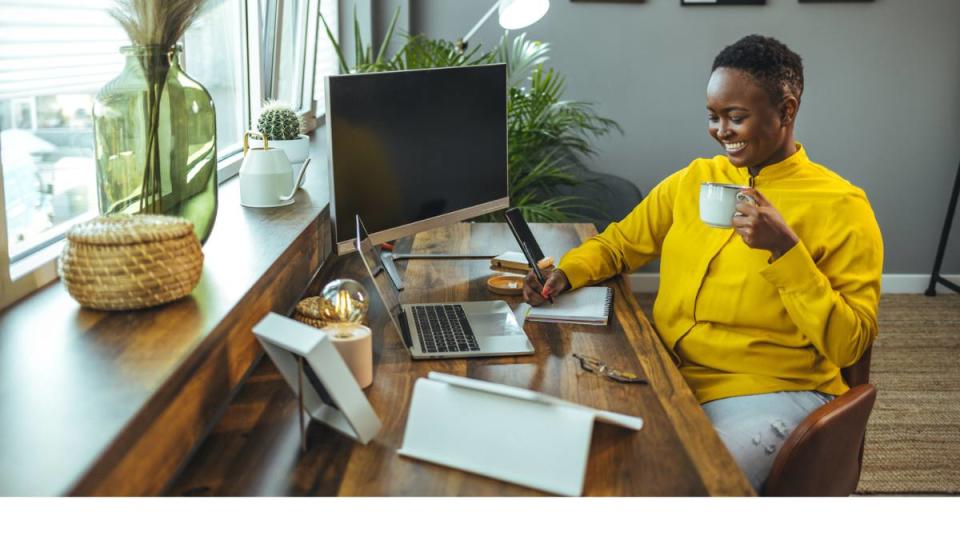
[326,64,508,253]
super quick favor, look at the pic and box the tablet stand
[398,372,643,496]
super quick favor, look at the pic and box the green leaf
[319,10,349,74]
[374,6,402,66]
[353,5,363,69]
[496,32,550,88]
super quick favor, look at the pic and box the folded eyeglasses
[572,353,648,384]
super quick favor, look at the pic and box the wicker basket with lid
[292,296,327,328]
[59,215,204,311]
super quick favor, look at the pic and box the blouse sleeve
[557,168,685,289]
[759,195,884,368]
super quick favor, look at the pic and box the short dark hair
[712,35,804,105]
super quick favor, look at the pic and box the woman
[523,35,883,493]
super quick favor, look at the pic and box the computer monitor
[325,64,508,254]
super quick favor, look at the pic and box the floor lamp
[925,159,960,296]
[455,0,550,54]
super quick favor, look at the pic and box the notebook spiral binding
[601,287,614,321]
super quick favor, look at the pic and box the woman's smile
[724,141,747,155]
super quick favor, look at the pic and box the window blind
[314,0,339,112]
[0,0,128,100]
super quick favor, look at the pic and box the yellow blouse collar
[736,142,809,183]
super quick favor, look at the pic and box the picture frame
[681,0,765,5]
[252,312,382,446]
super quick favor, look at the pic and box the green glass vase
[93,45,218,244]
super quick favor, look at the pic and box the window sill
[2,149,248,310]
[9,240,62,283]
[0,133,332,495]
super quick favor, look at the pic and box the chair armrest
[764,384,877,496]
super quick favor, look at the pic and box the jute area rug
[634,292,960,494]
[856,293,960,494]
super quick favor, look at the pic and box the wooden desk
[171,223,754,496]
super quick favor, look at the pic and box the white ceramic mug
[239,131,311,208]
[699,182,755,228]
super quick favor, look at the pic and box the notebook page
[527,286,612,323]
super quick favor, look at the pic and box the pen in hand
[541,281,554,304]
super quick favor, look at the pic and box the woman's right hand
[522,267,571,306]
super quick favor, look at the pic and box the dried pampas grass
[110,0,209,48]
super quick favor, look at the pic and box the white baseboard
[627,273,960,295]
[628,274,661,294]
[877,274,960,294]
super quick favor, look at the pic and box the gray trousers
[702,391,835,494]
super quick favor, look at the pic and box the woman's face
[706,67,797,173]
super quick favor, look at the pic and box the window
[2,0,338,309]
[315,0,340,115]
[276,0,309,110]
[260,0,326,119]
[0,0,127,265]
[183,0,249,159]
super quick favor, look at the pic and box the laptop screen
[355,215,407,340]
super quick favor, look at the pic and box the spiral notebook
[526,286,614,326]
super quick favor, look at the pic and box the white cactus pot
[266,135,309,164]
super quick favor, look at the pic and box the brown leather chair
[763,347,877,496]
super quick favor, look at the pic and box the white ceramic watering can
[239,131,311,208]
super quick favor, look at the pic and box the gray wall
[338,0,411,65]
[405,0,960,274]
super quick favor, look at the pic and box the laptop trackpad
[468,312,525,336]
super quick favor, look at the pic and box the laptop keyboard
[412,305,481,354]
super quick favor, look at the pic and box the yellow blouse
[557,144,884,403]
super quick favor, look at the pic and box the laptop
[355,215,534,359]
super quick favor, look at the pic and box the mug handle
[242,130,270,156]
[733,191,756,217]
[735,191,757,206]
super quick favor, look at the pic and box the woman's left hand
[731,188,800,261]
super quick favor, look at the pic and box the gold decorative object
[486,274,524,296]
[319,279,369,331]
[58,214,203,310]
[293,296,327,329]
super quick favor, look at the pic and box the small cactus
[256,101,304,141]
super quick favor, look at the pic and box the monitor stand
[380,252,498,291]
[380,252,404,291]
[390,253,496,260]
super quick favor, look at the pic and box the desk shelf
[0,137,332,496]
